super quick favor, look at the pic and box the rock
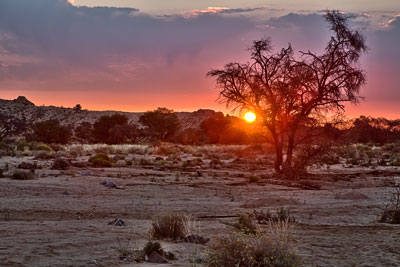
[108,218,126,226]
[184,234,210,244]
[101,178,116,188]
[148,251,168,264]
[79,170,91,176]
[14,96,35,106]
[62,191,70,195]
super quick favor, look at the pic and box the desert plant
[248,175,260,183]
[52,158,70,170]
[380,185,400,224]
[17,161,38,170]
[143,241,164,257]
[34,143,53,151]
[89,153,113,167]
[139,108,181,141]
[207,220,302,266]
[150,214,188,240]
[232,214,258,235]
[31,120,71,144]
[12,169,35,180]
[34,150,55,160]
[254,209,296,224]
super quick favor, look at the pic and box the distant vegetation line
[1,96,400,146]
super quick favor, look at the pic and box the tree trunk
[273,134,283,173]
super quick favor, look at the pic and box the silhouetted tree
[73,104,82,111]
[139,108,181,141]
[208,11,367,176]
[74,122,93,142]
[92,114,130,144]
[200,113,249,144]
[31,120,71,144]
[0,114,27,141]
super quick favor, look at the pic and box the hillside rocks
[0,96,217,130]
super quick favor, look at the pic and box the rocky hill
[0,96,217,129]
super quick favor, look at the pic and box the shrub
[390,158,400,167]
[125,159,133,166]
[52,158,70,170]
[35,143,53,152]
[232,214,257,235]
[254,209,296,224]
[89,153,113,167]
[142,241,176,261]
[143,241,164,257]
[0,169,3,178]
[207,220,302,267]
[12,169,35,180]
[150,214,188,240]
[16,141,30,151]
[248,175,260,183]
[17,161,38,170]
[34,151,55,160]
[31,120,71,144]
[380,186,400,224]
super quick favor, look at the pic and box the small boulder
[148,251,168,264]
[108,218,126,226]
[101,178,116,188]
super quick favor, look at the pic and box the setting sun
[244,112,256,123]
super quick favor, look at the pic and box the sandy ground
[1,151,400,267]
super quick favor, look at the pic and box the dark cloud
[0,0,399,116]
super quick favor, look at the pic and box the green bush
[35,143,53,152]
[151,214,188,240]
[89,153,113,167]
[390,158,400,167]
[207,221,302,267]
[16,141,30,151]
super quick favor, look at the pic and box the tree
[0,114,27,141]
[92,114,130,144]
[31,120,71,144]
[208,11,367,176]
[73,104,82,111]
[139,108,181,141]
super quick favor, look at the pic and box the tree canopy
[208,11,367,176]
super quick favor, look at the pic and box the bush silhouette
[31,120,71,144]
[139,108,181,141]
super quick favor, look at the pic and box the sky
[0,0,399,118]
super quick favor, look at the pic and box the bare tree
[208,11,367,177]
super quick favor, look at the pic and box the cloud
[180,6,267,18]
[0,0,399,116]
